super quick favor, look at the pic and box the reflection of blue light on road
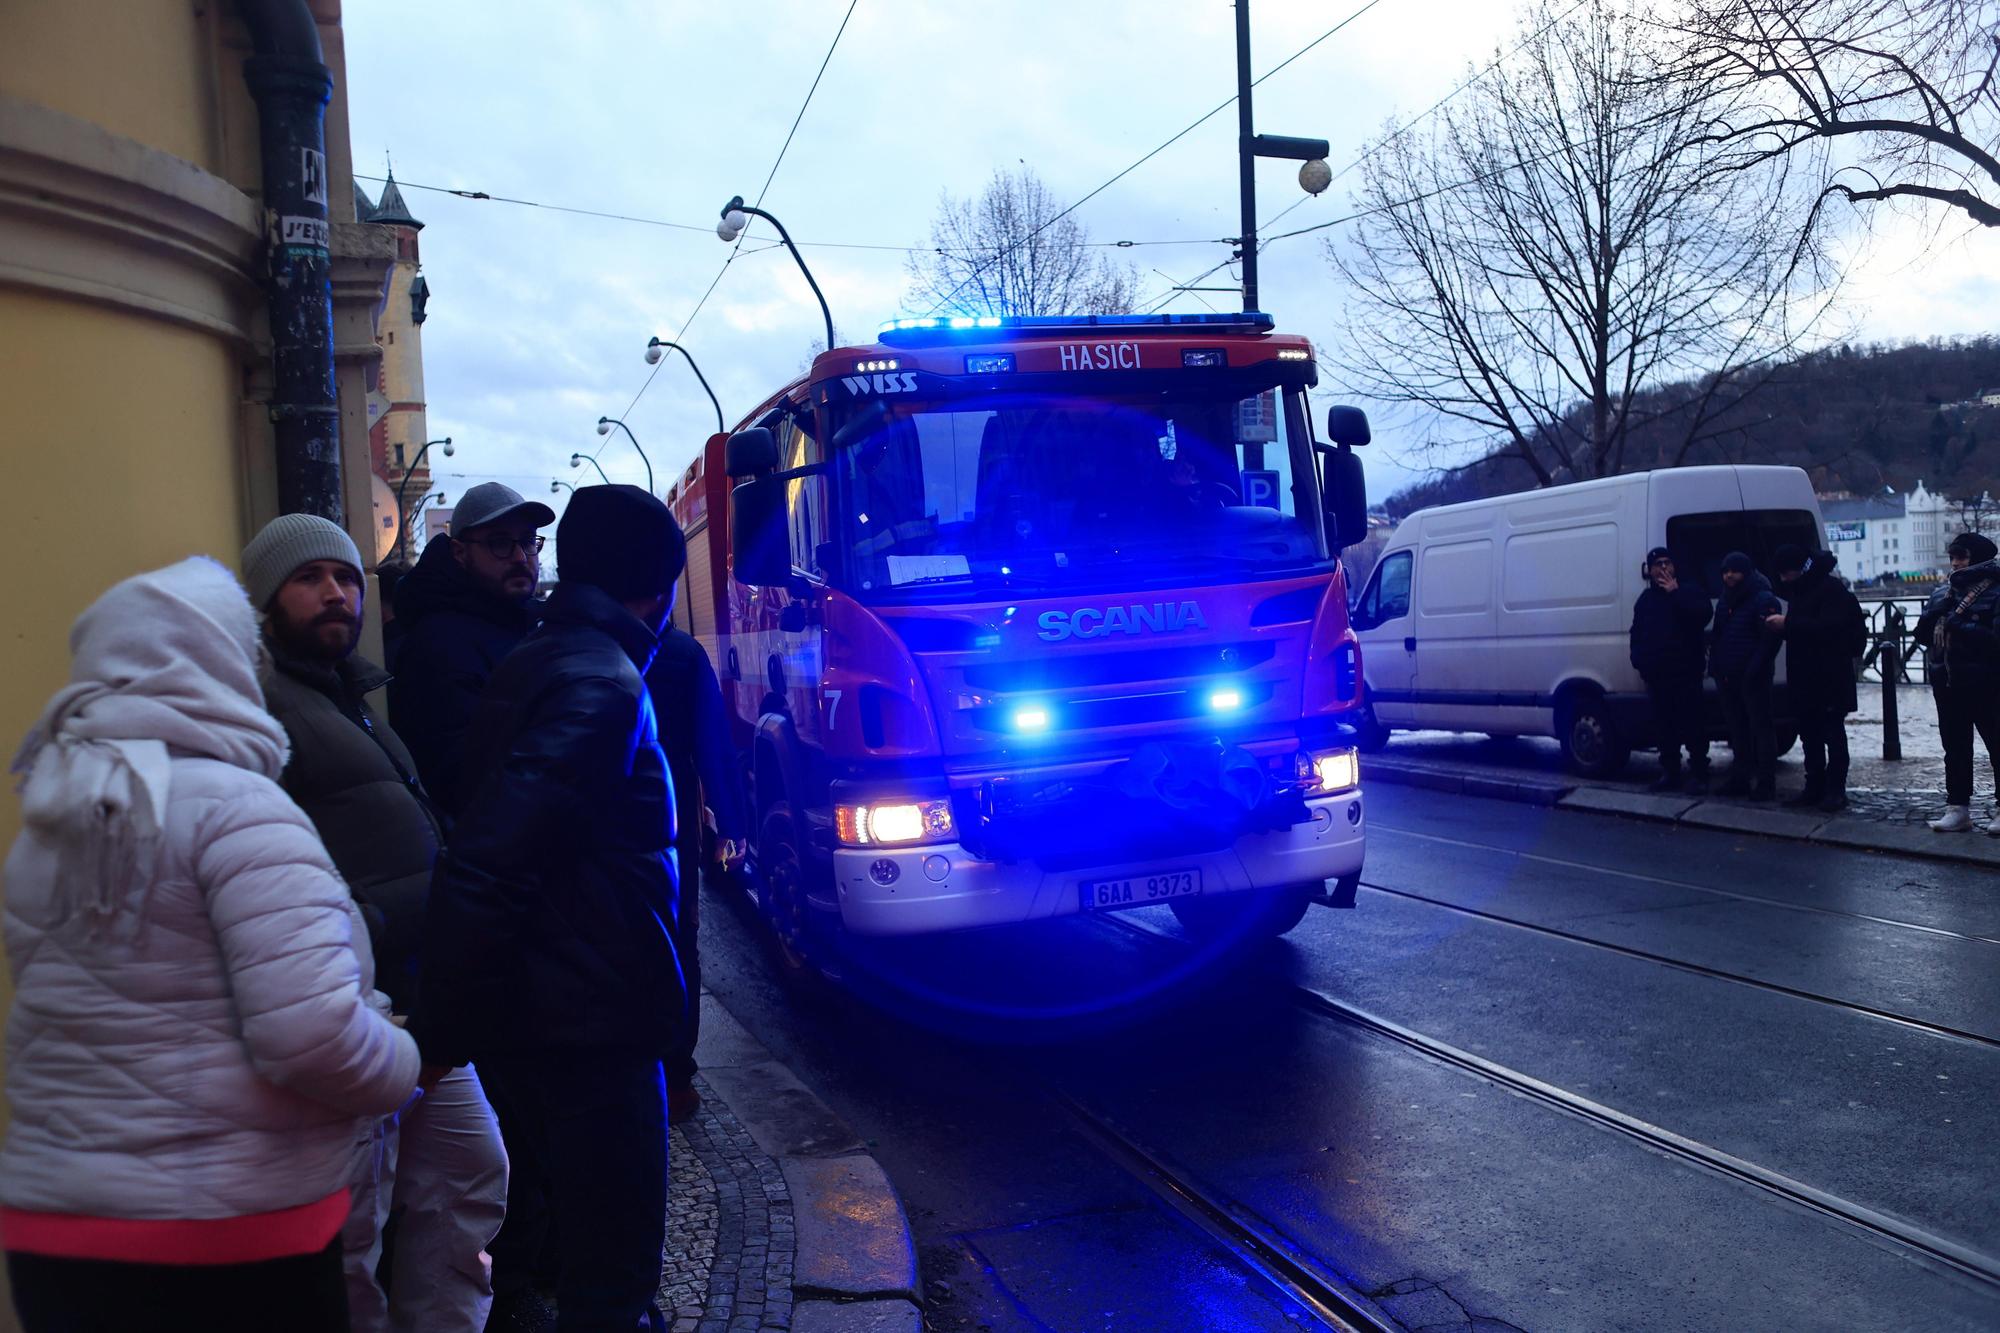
[1207,688,1243,712]
[1012,705,1052,733]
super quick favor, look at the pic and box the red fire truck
[666,312,1372,977]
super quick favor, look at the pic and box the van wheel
[757,802,836,986]
[1558,693,1629,778]
[1353,702,1391,752]
[1170,886,1314,941]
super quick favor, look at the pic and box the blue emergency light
[879,311,1276,346]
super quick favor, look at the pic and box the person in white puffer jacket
[0,556,419,1333]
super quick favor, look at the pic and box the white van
[1349,465,1826,775]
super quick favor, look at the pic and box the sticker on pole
[300,148,328,205]
[281,215,330,250]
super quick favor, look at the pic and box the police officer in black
[1630,546,1714,793]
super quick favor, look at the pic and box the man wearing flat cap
[416,485,689,1333]
[388,482,555,818]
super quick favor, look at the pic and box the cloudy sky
[343,0,1999,528]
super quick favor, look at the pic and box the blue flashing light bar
[879,311,1276,346]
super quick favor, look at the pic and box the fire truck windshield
[830,385,1330,601]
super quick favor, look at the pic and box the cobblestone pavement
[657,1074,797,1333]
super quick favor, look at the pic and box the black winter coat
[1914,557,2000,693]
[264,650,443,1010]
[1709,571,1783,682]
[1630,581,1712,682]
[645,629,747,863]
[387,534,540,818]
[413,582,685,1067]
[1776,554,1864,716]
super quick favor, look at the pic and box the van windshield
[828,387,1331,601]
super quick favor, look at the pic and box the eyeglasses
[462,533,546,560]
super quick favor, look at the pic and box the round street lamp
[570,452,614,486]
[1298,158,1333,196]
[716,195,836,351]
[550,479,575,496]
[394,436,453,562]
[595,417,655,491]
[645,338,727,435]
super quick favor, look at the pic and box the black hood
[1782,551,1838,600]
[395,533,539,634]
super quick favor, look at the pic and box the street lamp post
[1233,0,1332,313]
[570,452,614,485]
[594,417,655,491]
[393,436,453,562]
[401,490,445,561]
[717,196,835,351]
[645,338,727,435]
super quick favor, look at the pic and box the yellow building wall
[0,2,228,174]
[0,288,248,863]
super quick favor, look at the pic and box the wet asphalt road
[696,785,2000,1332]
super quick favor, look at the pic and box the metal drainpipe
[237,0,342,521]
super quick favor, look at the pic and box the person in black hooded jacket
[1767,545,1865,811]
[415,485,686,1333]
[387,483,553,818]
[1913,531,2000,833]
[1629,546,1713,793]
[1708,551,1783,799]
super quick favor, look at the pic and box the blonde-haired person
[0,557,419,1332]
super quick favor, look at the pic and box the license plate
[1080,868,1202,912]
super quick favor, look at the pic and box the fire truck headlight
[1306,747,1360,795]
[835,799,955,847]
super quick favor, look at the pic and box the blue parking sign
[1241,469,1281,509]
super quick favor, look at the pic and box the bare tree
[1662,0,2000,227]
[905,168,1138,317]
[1330,0,1833,487]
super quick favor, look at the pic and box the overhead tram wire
[356,174,1223,253]
[919,0,1393,318]
[588,0,859,474]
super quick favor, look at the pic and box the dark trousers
[8,1238,346,1333]
[667,826,701,1089]
[1718,673,1776,786]
[480,1052,668,1333]
[1645,675,1709,774]
[1797,709,1851,796]
[1935,685,2000,806]
[479,1065,557,1298]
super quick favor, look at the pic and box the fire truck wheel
[1169,885,1314,941]
[757,802,834,986]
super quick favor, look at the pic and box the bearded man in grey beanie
[243,513,508,1333]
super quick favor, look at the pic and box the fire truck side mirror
[726,427,779,478]
[1321,446,1368,552]
[731,475,791,587]
[1326,405,1372,448]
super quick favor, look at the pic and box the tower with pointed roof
[359,167,438,558]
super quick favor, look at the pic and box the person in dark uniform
[1629,546,1713,793]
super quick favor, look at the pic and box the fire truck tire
[757,802,835,986]
[1169,885,1314,941]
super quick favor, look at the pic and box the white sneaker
[1929,805,1974,833]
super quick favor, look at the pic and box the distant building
[358,170,435,563]
[1820,479,1954,580]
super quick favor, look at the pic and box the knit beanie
[1720,551,1756,576]
[1947,531,1998,564]
[1772,543,1810,574]
[242,513,364,610]
[557,485,686,601]
[1645,546,1671,568]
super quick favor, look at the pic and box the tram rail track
[1355,878,2000,1051]
[1060,1094,1403,1333]
[1104,913,2000,1295]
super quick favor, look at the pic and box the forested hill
[1383,336,2000,518]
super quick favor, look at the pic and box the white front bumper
[832,789,1366,936]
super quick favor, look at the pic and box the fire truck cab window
[779,413,829,580]
[832,385,1331,599]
